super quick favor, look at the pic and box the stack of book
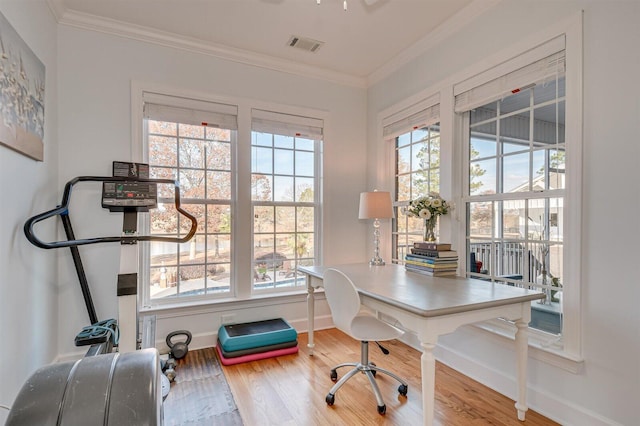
[404,242,458,277]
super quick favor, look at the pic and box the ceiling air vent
[287,35,324,53]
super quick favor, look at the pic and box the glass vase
[423,216,437,242]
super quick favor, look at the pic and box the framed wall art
[0,11,45,161]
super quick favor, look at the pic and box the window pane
[149,136,177,166]
[180,124,204,139]
[151,203,177,235]
[501,110,530,145]
[295,151,314,176]
[148,120,177,136]
[273,176,294,202]
[295,177,314,202]
[205,127,231,142]
[207,235,230,263]
[274,134,294,149]
[296,137,314,151]
[396,174,411,201]
[276,206,296,232]
[412,140,429,172]
[207,205,231,234]
[150,242,177,267]
[297,207,314,232]
[503,200,525,238]
[470,102,496,124]
[470,159,495,196]
[468,201,493,238]
[179,139,205,169]
[207,263,230,293]
[207,141,231,170]
[502,152,530,193]
[150,168,177,198]
[254,206,274,233]
[274,149,294,175]
[534,104,560,145]
[252,174,273,201]
[252,147,272,174]
[179,170,205,199]
[470,137,496,159]
[150,266,177,298]
[207,171,231,199]
[500,88,531,115]
[178,265,205,296]
[253,132,272,146]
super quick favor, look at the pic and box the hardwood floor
[217,328,559,426]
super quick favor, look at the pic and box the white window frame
[250,109,323,294]
[131,83,325,309]
[452,27,583,366]
[382,95,442,263]
[378,15,583,369]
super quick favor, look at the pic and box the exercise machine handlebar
[24,175,198,249]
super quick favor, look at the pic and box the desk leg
[420,341,437,426]
[307,276,315,355]
[514,319,529,421]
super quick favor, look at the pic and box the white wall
[56,26,368,357]
[367,1,640,425]
[0,0,59,422]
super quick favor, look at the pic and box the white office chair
[323,268,408,415]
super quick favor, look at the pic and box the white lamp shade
[358,191,394,219]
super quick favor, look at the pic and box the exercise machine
[9,162,197,425]
[24,161,197,353]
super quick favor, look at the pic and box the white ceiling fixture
[288,36,324,54]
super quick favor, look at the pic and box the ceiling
[48,0,498,87]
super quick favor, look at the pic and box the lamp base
[369,257,385,266]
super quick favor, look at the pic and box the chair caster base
[330,369,337,381]
[398,384,408,396]
[326,393,335,406]
[377,404,386,415]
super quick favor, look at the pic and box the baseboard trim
[434,340,621,426]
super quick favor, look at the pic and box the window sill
[140,289,310,317]
[473,319,584,373]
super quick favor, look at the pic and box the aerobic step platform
[218,318,297,353]
[216,339,299,366]
[219,339,298,359]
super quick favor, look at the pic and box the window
[251,110,322,292]
[142,93,238,301]
[139,93,323,305]
[455,39,568,336]
[383,99,441,263]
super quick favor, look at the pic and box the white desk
[298,263,545,426]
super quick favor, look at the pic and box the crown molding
[366,0,502,86]
[53,8,367,89]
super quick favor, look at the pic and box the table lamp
[358,191,394,266]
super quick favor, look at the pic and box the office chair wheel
[326,393,335,406]
[398,384,408,396]
[330,369,338,381]
[377,404,386,415]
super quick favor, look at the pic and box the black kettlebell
[166,330,192,360]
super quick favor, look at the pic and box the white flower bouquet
[405,193,450,241]
[406,193,450,220]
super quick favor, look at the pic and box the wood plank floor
[215,328,559,426]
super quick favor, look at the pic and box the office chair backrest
[323,268,361,334]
